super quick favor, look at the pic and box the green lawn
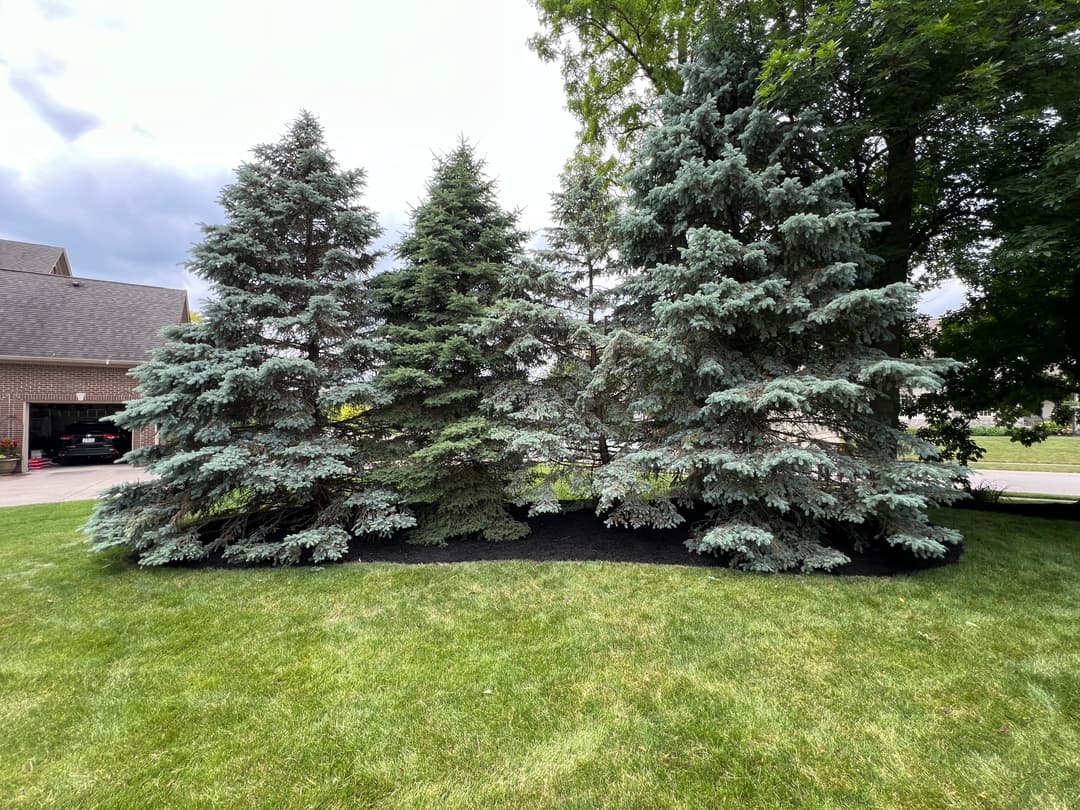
[1,502,1078,809]
[971,436,1080,473]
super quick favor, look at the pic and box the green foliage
[4,502,1080,808]
[0,438,18,458]
[84,112,414,565]
[476,150,626,511]
[754,0,1080,447]
[1010,422,1069,448]
[1050,400,1079,433]
[756,0,1080,437]
[931,135,1080,426]
[533,3,1079,436]
[968,426,1013,437]
[367,142,529,544]
[528,0,714,148]
[906,391,986,466]
[967,481,1005,506]
[594,40,966,571]
[759,0,1079,278]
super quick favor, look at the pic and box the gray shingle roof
[0,239,69,275]
[0,269,188,362]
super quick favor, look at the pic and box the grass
[1,502,1078,809]
[970,436,1080,473]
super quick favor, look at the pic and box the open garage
[27,402,131,464]
[0,239,189,474]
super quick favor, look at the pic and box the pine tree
[594,43,965,571]
[368,142,529,544]
[86,112,413,565]
[477,150,625,512]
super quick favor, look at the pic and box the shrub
[969,425,1013,437]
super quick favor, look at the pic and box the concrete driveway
[0,463,155,507]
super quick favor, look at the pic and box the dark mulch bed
[343,506,960,577]
[953,498,1080,521]
[187,502,961,577]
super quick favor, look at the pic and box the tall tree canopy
[87,112,412,565]
[531,0,1078,285]
[528,0,713,147]
[759,0,1079,303]
[533,0,1080,428]
[917,133,1080,444]
[368,142,530,544]
[593,41,964,571]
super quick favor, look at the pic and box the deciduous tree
[528,0,713,148]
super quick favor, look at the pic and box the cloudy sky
[0,0,964,313]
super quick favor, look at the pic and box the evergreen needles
[86,93,966,570]
[85,113,414,565]
[592,42,966,571]
[367,142,530,544]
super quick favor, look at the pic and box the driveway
[969,468,1080,497]
[0,463,155,507]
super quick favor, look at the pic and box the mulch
[146,496,1080,575]
[180,502,981,576]
[337,504,964,577]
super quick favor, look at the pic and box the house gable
[0,239,71,276]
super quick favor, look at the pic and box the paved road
[969,468,1080,496]
[0,463,155,507]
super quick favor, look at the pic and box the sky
[0,0,966,314]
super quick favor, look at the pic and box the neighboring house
[0,239,189,473]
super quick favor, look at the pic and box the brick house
[0,239,189,473]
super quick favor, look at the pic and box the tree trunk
[871,129,917,445]
[588,341,612,465]
[587,264,611,465]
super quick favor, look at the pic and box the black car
[55,422,130,464]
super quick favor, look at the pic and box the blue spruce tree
[476,150,625,512]
[595,43,966,571]
[86,112,413,565]
[367,142,530,544]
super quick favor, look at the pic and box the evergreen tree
[594,44,965,571]
[368,142,529,544]
[477,151,625,512]
[86,112,413,565]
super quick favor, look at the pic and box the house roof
[0,268,188,362]
[0,239,71,276]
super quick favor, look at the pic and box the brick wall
[0,361,153,471]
